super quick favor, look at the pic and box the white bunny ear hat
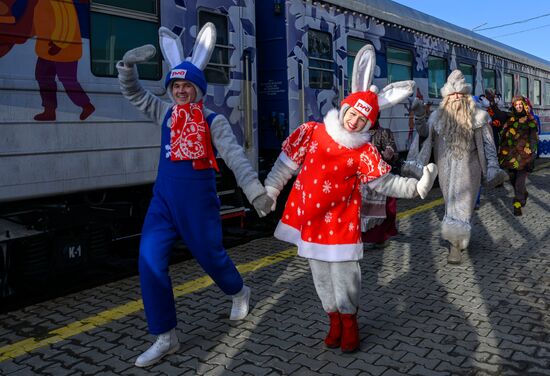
[340,44,415,128]
[158,22,217,102]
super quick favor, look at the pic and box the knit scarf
[170,101,219,171]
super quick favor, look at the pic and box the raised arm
[116,45,171,124]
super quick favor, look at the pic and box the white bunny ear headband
[351,44,415,110]
[158,22,217,70]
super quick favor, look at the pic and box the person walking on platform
[116,23,273,368]
[264,45,438,353]
[360,117,400,249]
[409,70,507,265]
[498,96,539,216]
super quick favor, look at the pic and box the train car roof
[323,0,550,72]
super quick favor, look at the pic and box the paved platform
[1,163,549,376]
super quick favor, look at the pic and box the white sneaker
[230,285,251,320]
[135,328,180,368]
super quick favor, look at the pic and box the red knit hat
[341,91,379,126]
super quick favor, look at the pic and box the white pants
[308,259,361,314]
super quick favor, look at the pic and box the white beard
[324,109,371,149]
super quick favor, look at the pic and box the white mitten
[416,163,438,199]
[485,166,508,188]
[411,97,426,117]
[122,45,157,67]
[251,193,274,218]
[264,186,280,211]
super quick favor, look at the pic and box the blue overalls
[139,110,243,334]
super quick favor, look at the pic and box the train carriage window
[308,30,333,89]
[482,69,496,91]
[428,56,447,98]
[458,63,474,86]
[504,73,514,103]
[199,11,231,85]
[534,80,541,105]
[347,38,369,92]
[520,76,528,97]
[387,47,412,83]
[90,1,161,80]
[545,82,550,106]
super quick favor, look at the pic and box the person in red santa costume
[264,45,438,353]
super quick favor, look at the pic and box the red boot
[340,313,360,353]
[324,312,341,348]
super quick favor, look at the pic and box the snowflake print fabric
[274,122,391,262]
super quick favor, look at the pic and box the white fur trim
[279,151,299,171]
[325,109,371,149]
[274,222,364,262]
[441,217,471,249]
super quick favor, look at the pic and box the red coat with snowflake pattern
[274,121,391,262]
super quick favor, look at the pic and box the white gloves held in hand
[416,163,438,199]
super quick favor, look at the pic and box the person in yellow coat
[32,0,94,121]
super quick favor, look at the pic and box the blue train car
[256,0,550,165]
[2,0,550,299]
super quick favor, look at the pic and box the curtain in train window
[545,82,550,106]
[387,47,412,83]
[428,56,447,98]
[347,37,369,93]
[308,30,333,90]
[458,63,474,86]
[482,69,495,92]
[520,76,528,97]
[90,1,160,80]
[534,80,541,105]
[199,11,231,85]
[504,73,514,103]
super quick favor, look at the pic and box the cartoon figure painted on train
[0,0,94,121]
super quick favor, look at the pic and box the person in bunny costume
[116,23,273,367]
[410,70,507,264]
[264,45,438,353]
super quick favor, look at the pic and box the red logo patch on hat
[170,69,187,79]
[341,91,379,125]
[354,98,372,118]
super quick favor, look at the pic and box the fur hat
[165,61,207,100]
[440,70,471,98]
[340,90,380,126]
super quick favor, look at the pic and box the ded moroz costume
[410,70,508,264]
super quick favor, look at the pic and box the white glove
[485,166,508,188]
[416,163,438,199]
[265,186,280,211]
[122,44,156,67]
[411,98,426,117]
[251,193,274,218]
